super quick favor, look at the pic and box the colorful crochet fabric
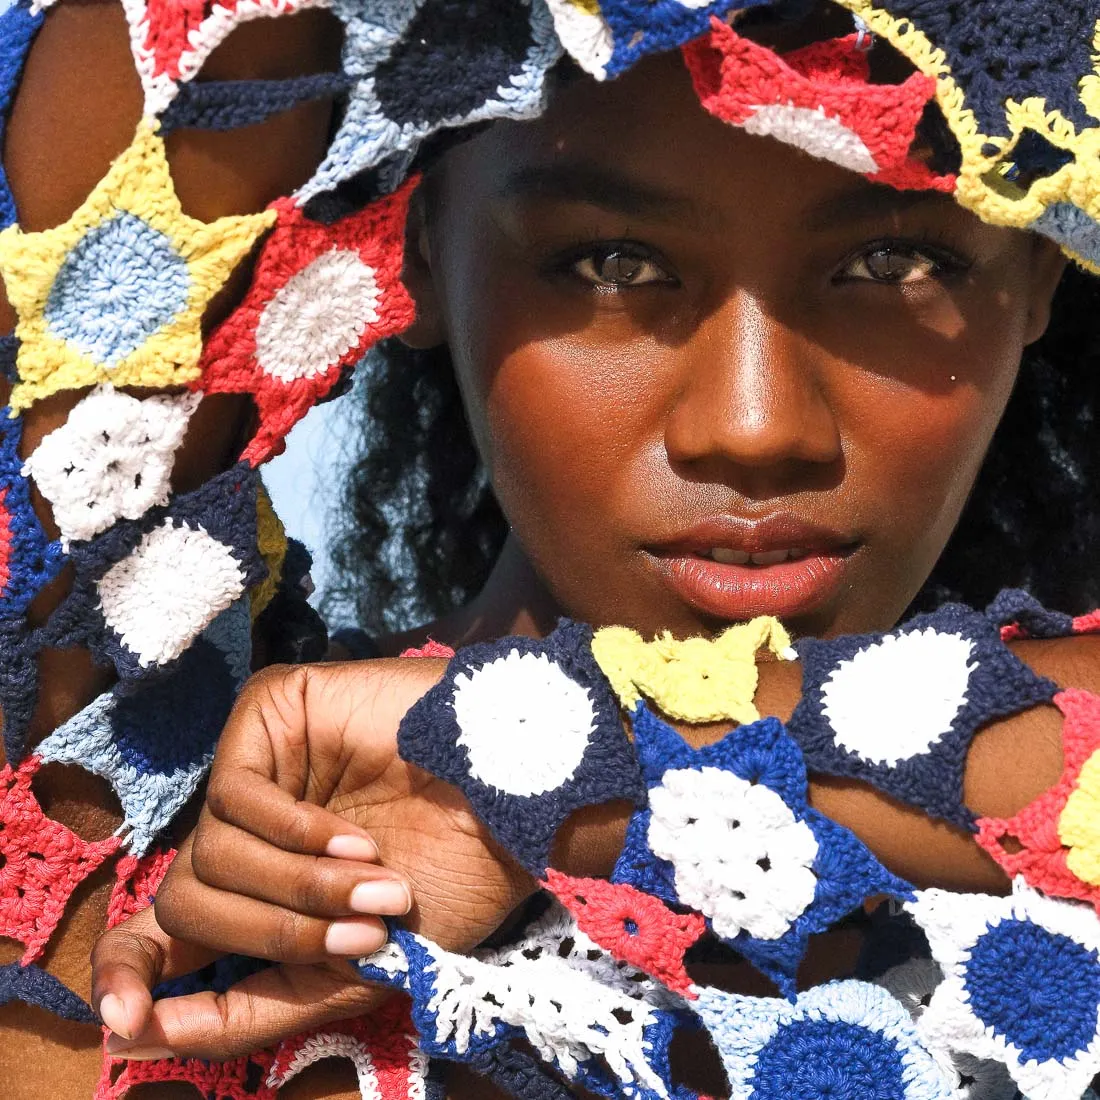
[684,19,956,192]
[612,706,913,998]
[987,586,1077,640]
[787,601,1057,829]
[976,689,1100,908]
[106,847,177,929]
[692,979,956,1099]
[0,0,43,229]
[296,0,563,203]
[96,1044,276,1100]
[0,120,274,412]
[0,755,122,965]
[37,598,251,856]
[907,880,1100,1100]
[0,962,98,1024]
[397,619,646,874]
[197,178,417,465]
[252,484,288,620]
[40,463,264,680]
[357,904,687,1100]
[590,614,795,724]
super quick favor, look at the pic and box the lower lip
[652,551,852,622]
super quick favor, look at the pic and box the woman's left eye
[839,243,968,285]
[569,244,675,289]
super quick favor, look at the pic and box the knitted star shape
[684,19,954,192]
[0,0,43,228]
[787,600,1057,829]
[0,121,274,412]
[0,756,122,964]
[39,464,265,680]
[296,0,562,203]
[591,614,794,725]
[197,180,417,466]
[397,619,646,875]
[122,0,331,115]
[37,600,249,856]
[908,880,1100,1100]
[612,705,913,999]
[692,979,955,1099]
[976,689,1100,908]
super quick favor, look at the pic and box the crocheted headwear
[4,2,1100,1097]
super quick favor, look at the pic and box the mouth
[646,516,859,623]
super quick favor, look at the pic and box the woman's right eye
[566,243,676,290]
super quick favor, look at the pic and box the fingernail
[105,1040,175,1061]
[326,834,379,862]
[349,879,412,916]
[324,919,387,957]
[99,993,131,1041]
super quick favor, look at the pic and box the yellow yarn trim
[0,119,275,413]
[1060,748,1100,887]
[251,483,288,622]
[591,616,795,725]
[830,3,1100,241]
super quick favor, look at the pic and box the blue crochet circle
[964,917,1100,1063]
[45,211,190,367]
[748,1019,908,1099]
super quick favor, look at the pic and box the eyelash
[549,240,678,291]
[834,236,974,286]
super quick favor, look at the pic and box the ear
[397,186,446,350]
[1022,235,1069,346]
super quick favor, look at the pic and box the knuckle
[269,908,314,961]
[289,861,338,914]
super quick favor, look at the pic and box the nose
[664,289,842,485]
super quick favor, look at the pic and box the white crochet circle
[647,766,818,941]
[742,104,878,175]
[97,521,247,667]
[821,629,976,766]
[451,651,595,796]
[254,250,380,382]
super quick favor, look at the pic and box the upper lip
[648,512,858,556]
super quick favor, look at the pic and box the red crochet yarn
[400,639,456,659]
[0,486,11,597]
[1075,609,1100,634]
[197,178,419,466]
[683,18,955,194]
[0,755,121,964]
[542,868,705,997]
[106,847,177,930]
[975,689,1100,907]
[96,1039,275,1100]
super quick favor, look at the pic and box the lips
[647,514,858,623]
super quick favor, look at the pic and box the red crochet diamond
[197,179,418,466]
[97,1043,275,1100]
[543,868,705,997]
[684,18,955,193]
[0,755,121,964]
[106,847,177,930]
[976,689,1100,908]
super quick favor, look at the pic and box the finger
[91,905,221,1042]
[191,814,413,918]
[155,853,390,964]
[105,962,388,1061]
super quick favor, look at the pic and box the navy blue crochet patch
[158,72,352,134]
[153,952,272,1000]
[986,587,1076,638]
[398,619,645,875]
[0,962,97,1024]
[38,463,264,682]
[0,618,37,763]
[0,334,16,383]
[787,601,1056,829]
[869,0,1100,141]
[0,0,44,229]
[611,706,912,999]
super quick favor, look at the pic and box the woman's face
[408,50,1064,639]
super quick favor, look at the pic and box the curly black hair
[323,264,1100,635]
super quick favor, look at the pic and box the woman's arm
[91,631,1100,1059]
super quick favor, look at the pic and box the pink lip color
[653,551,852,622]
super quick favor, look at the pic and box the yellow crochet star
[0,120,275,412]
[1060,748,1100,887]
[251,483,288,622]
[592,615,796,725]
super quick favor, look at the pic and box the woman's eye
[840,244,962,285]
[570,246,673,289]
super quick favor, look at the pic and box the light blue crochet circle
[45,211,190,367]
[748,1019,908,1098]
[1031,203,1100,269]
[964,918,1100,1064]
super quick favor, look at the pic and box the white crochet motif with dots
[820,628,977,766]
[451,650,596,796]
[253,250,381,382]
[96,520,248,667]
[21,385,199,548]
[646,765,818,941]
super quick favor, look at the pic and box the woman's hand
[91,659,536,1059]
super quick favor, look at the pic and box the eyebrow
[495,162,710,227]
[803,182,958,231]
